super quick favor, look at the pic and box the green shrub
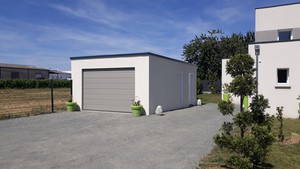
[218,100,234,116]
[0,79,71,89]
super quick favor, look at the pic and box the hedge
[0,79,71,89]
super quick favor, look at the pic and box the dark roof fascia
[249,39,300,45]
[256,2,300,10]
[70,52,197,67]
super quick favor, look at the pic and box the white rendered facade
[222,3,300,118]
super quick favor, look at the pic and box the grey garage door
[82,68,135,112]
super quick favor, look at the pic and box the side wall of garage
[149,55,197,114]
[71,56,150,114]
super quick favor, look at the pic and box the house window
[278,31,291,41]
[11,72,19,79]
[277,69,289,84]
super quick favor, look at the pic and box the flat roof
[256,2,300,10]
[0,63,49,70]
[49,70,71,74]
[70,52,197,67]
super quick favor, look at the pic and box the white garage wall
[71,56,150,114]
[149,55,197,113]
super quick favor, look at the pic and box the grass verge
[198,118,300,169]
[198,94,221,104]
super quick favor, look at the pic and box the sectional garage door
[82,68,135,112]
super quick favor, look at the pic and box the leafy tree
[214,53,275,168]
[182,30,255,94]
[183,29,222,83]
[226,53,256,112]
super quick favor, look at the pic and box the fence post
[50,79,54,113]
[70,79,73,96]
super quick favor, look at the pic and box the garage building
[70,52,197,115]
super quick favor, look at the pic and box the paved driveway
[0,104,230,169]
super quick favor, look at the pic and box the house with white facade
[222,2,300,118]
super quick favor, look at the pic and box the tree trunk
[241,129,245,138]
[240,95,244,112]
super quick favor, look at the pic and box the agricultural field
[0,88,70,119]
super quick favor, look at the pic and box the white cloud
[50,0,132,28]
[207,7,242,23]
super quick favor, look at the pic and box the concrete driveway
[0,103,230,169]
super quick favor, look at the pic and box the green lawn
[198,94,221,104]
[198,118,300,169]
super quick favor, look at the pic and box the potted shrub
[131,97,142,117]
[65,95,77,112]
[222,83,230,102]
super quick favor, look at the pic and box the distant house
[49,70,71,79]
[0,63,49,79]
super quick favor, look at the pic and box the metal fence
[0,82,71,120]
[202,80,221,94]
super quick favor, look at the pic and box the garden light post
[255,45,260,96]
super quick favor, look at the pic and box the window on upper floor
[277,68,289,84]
[278,31,291,41]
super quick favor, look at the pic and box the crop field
[0,88,70,119]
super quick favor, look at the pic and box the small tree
[214,53,275,168]
[276,106,284,142]
[226,54,256,112]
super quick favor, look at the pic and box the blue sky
[0,0,299,71]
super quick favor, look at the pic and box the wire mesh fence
[0,87,71,120]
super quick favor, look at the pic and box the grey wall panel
[293,28,300,40]
[255,30,278,42]
[82,105,130,112]
[83,94,133,100]
[84,83,134,89]
[83,78,134,84]
[83,89,134,95]
[83,68,135,112]
[28,70,49,79]
[0,68,49,79]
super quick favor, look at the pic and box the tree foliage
[226,54,256,112]
[182,30,255,93]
